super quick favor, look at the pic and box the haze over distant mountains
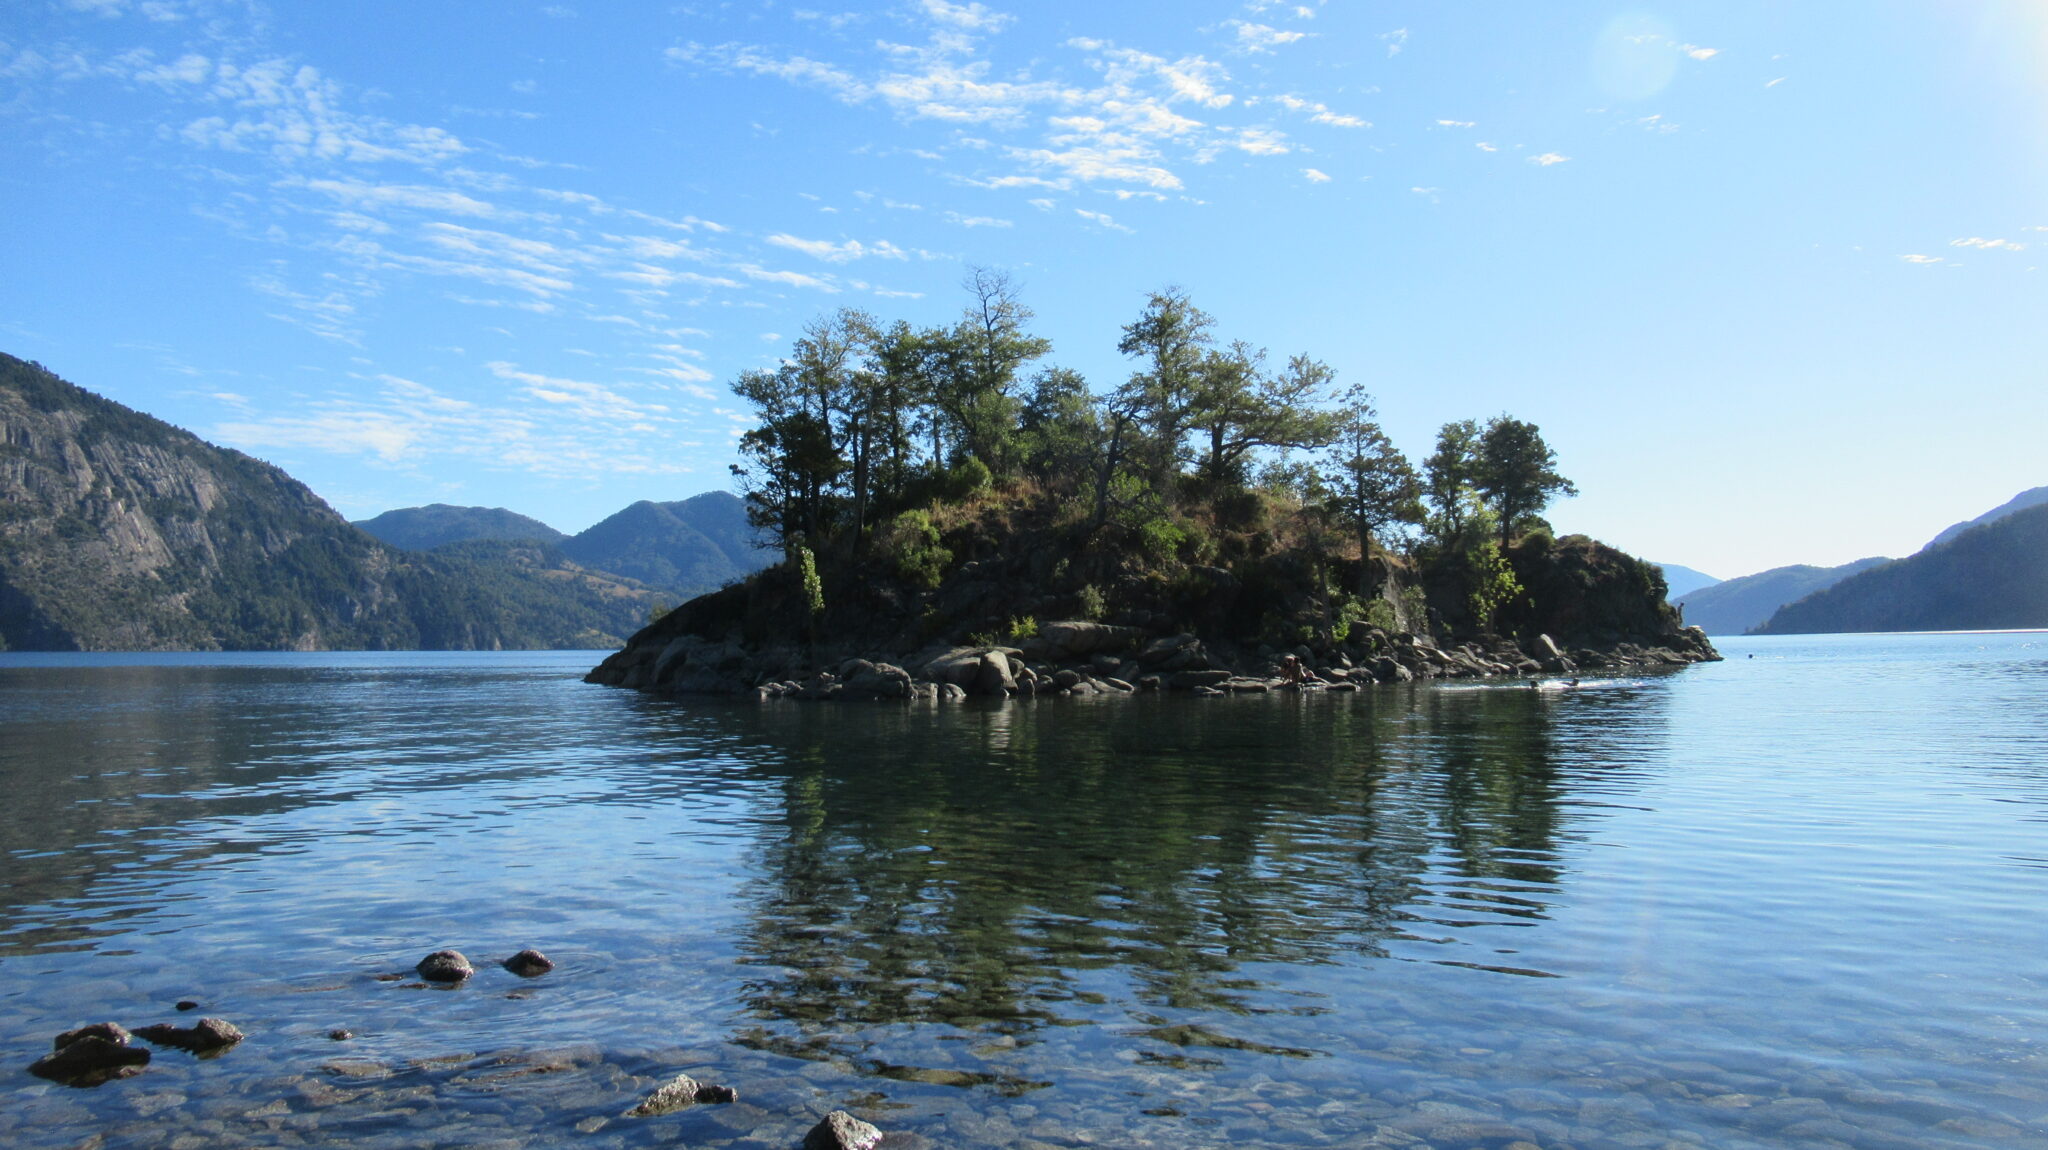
[354,493,770,600]
[1677,559,1892,636]
[0,354,664,651]
[1654,563,1720,602]
[1757,503,2048,634]
[1671,485,2048,635]
[1923,486,2048,551]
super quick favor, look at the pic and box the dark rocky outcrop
[589,526,1716,703]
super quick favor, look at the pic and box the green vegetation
[717,274,1596,649]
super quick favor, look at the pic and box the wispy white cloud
[1951,236,2025,251]
[1074,208,1132,233]
[1380,28,1407,57]
[1434,118,1475,129]
[1899,254,1945,264]
[765,233,910,261]
[1527,152,1570,166]
[943,211,1013,227]
[1275,93,1366,128]
[1301,167,1330,183]
[738,265,841,291]
[1228,21,1308,53]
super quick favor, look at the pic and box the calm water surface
[1,636,2045,1149]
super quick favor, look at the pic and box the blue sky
[3,0,2043,578]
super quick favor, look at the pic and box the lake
[2,634,2045,1149]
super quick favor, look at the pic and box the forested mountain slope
[0,353,657,650]
[355,504,564,550]
[1676,557,1892,636]
[1756,506,2048,634]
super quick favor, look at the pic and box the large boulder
[842,662,912,700]
[970,651,1016,697]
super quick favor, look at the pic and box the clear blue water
[1,635,2045,1148]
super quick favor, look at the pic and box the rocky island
[591,281,1717,700]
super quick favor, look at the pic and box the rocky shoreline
[24,948,892,1150]
[587,617,1722,702]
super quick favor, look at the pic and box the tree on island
[1319,384,1423,597]
[1474,416,1577,546]
[725,274,1584,646]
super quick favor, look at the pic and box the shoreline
[587,619,1722,701]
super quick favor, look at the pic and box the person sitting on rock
[1280,655,1324,688]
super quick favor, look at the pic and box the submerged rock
[133,1018,244,1054]
[30,1026,151,1086]
[804,1110,884,1150]
[416,950,475,982]
[624,1072,739,1117]
[503,948,555,977]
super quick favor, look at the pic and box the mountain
[1925,485,2048,550]
[1675,557,1892,636]
[1655,563,1720,601]
[559,492,771,598]
[1755,504,2048,635]
[355,504,564,550]
[0,353,660,651]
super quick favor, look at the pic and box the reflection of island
[723,687,1654,1077]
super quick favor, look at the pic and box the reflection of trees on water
[728,687,1663,1064]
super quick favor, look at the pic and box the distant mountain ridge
[0,353,661,651]
[1654,563,1720,602]
[355,504,564,550]
[1756,504,2048,634]
[357,491,769,598]
[1925,486,2048,550]
[1676,558,1891,636]
[560,493,767,597]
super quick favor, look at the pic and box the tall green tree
[1115,287,1213,506]
[1017,365,1099,484]
[1474,416,1577,545]
[1319,385,1421,596]
[1422,418,1484,546]
[934,267,1050,477]
[1189,343,1343,493]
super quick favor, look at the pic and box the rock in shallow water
[805,1110,884,1150]
[624,1072,740,1117]
[54,1022,132,1050]
[134,1018,244,1054]
[502,949,554,977]
[30,1029,151,1086]
[416,950,475,982]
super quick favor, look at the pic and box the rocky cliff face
[0,353,657,651]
